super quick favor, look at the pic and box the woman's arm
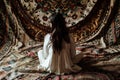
[43,34,50,58]
[70,35,76,59]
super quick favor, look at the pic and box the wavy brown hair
[51,13,70,53]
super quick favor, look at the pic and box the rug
[0,44,120,80]
[0,71,111,80]
[0,0,120,80]
[43,72,111,80]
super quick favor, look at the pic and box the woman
[37,13,84,75]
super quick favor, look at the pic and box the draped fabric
[0,0,120,79]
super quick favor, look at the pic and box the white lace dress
[37,33,83,75]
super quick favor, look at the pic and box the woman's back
[38,33,81,75]
[37,13,82,75]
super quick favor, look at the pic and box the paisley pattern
[8,0,117,43]
[20,0,97,27]
[0,0,120,79]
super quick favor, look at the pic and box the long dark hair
[51,13,70,53]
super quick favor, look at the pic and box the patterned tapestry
[0,0,120,80]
